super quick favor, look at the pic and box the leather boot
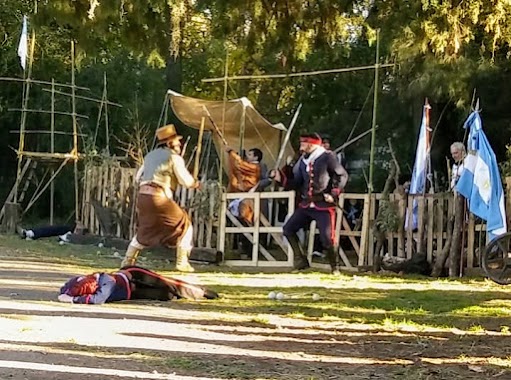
[326,246,341,275]
[121,244,140,268]
[176,247,195,272]
[286,234,310,270]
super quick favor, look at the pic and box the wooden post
[218,192,227,256]
[368,29,380,193]
[194,117,205,180]
[449,194,464,277]
[426,195,434,262]
[71,41,80,222]
[239,102,246,155]
[359,194,371,266]
[2,202,20,233]
[505,177,511,228]
[50,78,55,224]
[467,213,475,268]
[103,72,110,155]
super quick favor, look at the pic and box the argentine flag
[406,100,432,230]
[17,16,28,70]
[455,111,507,241]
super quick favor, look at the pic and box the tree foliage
[1,0,511,208]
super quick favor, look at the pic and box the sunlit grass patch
[381,317,432,331]
[0,314,33,321]
[451,305,511,317]
[467,324,486,333]
[3,234,511,335]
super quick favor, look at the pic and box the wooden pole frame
[50,79,55,224]
[193,117,206,180]
[71,41,80,222]
[202,63,394,83]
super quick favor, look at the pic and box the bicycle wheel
[482,232,511,285]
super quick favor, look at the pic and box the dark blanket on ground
[381,253,432,276]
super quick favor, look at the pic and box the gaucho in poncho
[121,124,201,272]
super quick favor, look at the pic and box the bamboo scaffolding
[14,25,37,204]
[4,31,118,228]
[8,108,89,119]
[0,76,90,91]
[13,151,82,159]
[42,88,122,107]
[10,130,87,136]
[22,158,71,215]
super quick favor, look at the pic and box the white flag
[17,16,28,70]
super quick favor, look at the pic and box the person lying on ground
[57,265,219,304]
[17,222,87,241]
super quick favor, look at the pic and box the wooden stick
[41,88,122,107]
[334,127,377,153]
[0,76,90,91]
[202,63,395,83]
[10,130,87,136]
[23,157,71,215]
[203,105,228,146]
[194,116,205,180]
[8,108,89,119]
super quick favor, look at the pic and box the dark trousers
[31,224,75,239]
[122,266,217,300]
[283,207,336,250]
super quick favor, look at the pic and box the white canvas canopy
[167,90,294,172]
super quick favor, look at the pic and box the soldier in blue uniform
[271,133,348,274]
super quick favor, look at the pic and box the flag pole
[14,16,36,204]
[423,98,433,194]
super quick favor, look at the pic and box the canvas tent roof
[168,90,294,172]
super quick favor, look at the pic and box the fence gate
[219,191,295,267]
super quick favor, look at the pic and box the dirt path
[0,248,510,379]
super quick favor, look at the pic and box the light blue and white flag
[455,111,507,241]
[17,16,28,70]
[406,100,432,230]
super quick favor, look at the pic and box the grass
[3,234,511,379]
[3,234,511,333]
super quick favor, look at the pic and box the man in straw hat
[271,133,349,275]
[121,124,200,272]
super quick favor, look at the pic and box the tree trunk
[431,215,454,277]
[449,194,465,277]
[166,56,182,93]
[372,230,386,272]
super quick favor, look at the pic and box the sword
[273,103,302,171]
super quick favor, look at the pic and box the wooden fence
[217,191,486,271]
[81,164,488,271]
[81,164,138,239]
[81,164,221,247]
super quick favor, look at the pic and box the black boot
[286,234,310,270]
[203,289,220,299]
[326,246,341,275]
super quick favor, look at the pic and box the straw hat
[156,124,183,142]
